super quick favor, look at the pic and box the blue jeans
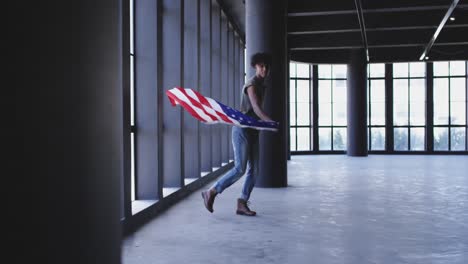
[212,126,259,201]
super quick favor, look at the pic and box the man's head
[250,52,271,78]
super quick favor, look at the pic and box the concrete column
[200,0,212,173]
[21,1,122,263]
[211,1,222,169]
[347,48,368,156]
[135,0,160,199]
[246,0,287,187]
[183,0,200,179]
[162,0,184,187]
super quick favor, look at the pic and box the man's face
[255,63,269,78]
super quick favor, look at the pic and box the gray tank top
[240,75,266,119]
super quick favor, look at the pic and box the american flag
[166,87,278,131]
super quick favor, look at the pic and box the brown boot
[201,188,217,213]
[236,199,256,216]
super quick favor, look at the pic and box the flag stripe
[166,90,209,122]
[169,88,214,122]
[205,97,234,124]
[166,87,278,131]
[180,88,222,122]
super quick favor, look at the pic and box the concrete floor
[123,155,468,264]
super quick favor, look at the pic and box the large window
[289,63,312,151]
[393,62,426,151]
[289,63,347,152]
[289,61,467,154]
[129,0,136,201]
[318,64,347,151]
[433,61,467,151]
[368,63,386,150]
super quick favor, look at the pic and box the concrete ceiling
[218,0,246,41]
[288,0,468,63]
[217,0,468,63]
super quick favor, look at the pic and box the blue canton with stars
[217,101,278,130]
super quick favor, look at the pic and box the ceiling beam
[288,24,468,35]
[291,46,363,51]
[289,26,468,49]
[216,0,245,44]
[288,4,468,17]
[290,42,468,51]
[420,0,460,60]
[354,0,369,61]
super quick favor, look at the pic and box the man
[201,52,274,216]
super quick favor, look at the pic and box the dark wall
[211,1,222,168]
[162,0,184,187]
[17,0,123,263]
[200,0,213,173]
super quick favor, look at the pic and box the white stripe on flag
[170,88,214,122]
[183,89,224,123]
[205,97,240,125]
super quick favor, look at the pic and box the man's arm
[246,85,273,122]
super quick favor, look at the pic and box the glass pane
[290,103,296,126]
[297,128,311,151]
[131,132,135,201]
[394,128,408,151]
[130,56,135,126]
[370,80,385,102]
[371,102,385,126]
[297,80,310,103]
[393,63,408,78]
[333,65,347,79]
[297,103,310,126]
[451,127,466,151]
[394,79,408,102]
[434,127,449,151]
[410,79,425,126]
[409,62,425,77]
[394,102,408,126]
[290,128,296,151]
[450,61,466,76]
[410,101,425,126]
[410,127,425,151]
[434,61,449,76]
[296,63,309,78]
[319,127,332,150]
[333,102,347,126]
[410,79,425,101]
[289,62,296,78]
[290,79,296,102]
[450,77,466,102]
[394,79,408,126]
[130,0,134,54]
[333,80,347,103]
[333,128,347,150]
[434,78,449,125]
[370,127,385,150]
[370,63,385,78]
[318,64,332,78]
[451,102,466,125]
[367,88,370,125]
[319,103,332,126]
[319,80,332,103]
[434,102,449,125]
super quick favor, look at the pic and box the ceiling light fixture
[450,17,455,21]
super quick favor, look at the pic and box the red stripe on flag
[191,89,233,123]
[192,89,213,108]
[175,87,219,121]
[166,90,208,122]
[166,90,177,106]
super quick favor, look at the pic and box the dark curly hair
[250,52,272,68]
